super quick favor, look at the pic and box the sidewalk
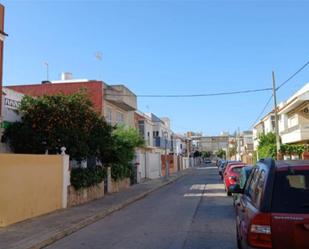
[0,169,191,249]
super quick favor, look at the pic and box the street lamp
[163,131,169,178]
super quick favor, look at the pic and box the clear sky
[2,0,309,135]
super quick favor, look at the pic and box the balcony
[153,137,172,150]
[104,85,137,111]
[280,124,309,144]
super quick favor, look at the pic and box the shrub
[70,166,106,190]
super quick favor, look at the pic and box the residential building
[174,134,190,156]
[278,82,309,145]
[239,130,254,164]
[135,111,155,149]
[0,87,24,152]
[198,136,229,153]
[252,111,275,150]
[7,74,137,128]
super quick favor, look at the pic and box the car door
[237,167,261,248]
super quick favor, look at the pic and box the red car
[223,163,245,196]
[229,158,309,249]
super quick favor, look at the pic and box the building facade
[7,77,137,128]
[0,88,24,152]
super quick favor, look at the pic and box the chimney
[61,72,73,81]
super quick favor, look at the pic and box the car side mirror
[228,184,243,194]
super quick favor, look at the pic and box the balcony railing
[280,124,309,135]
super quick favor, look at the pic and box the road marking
[185,184,226,197]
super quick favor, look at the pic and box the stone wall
[67,182,104,207]
[110,178,130,193]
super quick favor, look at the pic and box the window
[246,168,259,199]
[272,170,309,213]
[288,115,298,128]
[138,121,145,138]
[254,170,266,208]
[231,166,243,174]
[116,111,124,124]
[106,107,112,123]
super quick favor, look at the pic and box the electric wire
[250,60,309,128]
[276,61,309,91]
[105,87,272,98]
[250,95,273,128]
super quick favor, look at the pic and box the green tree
[257,132,276,159]
[229,146,236,158]
[3,92,113,162]
[216,149,226,159]
[111,125,144,181]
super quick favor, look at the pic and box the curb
[29,172,186,249]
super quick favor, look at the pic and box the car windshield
[272,169,309,214]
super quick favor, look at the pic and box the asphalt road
[46,164,237,249]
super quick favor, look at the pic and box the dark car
[204,158,211,164]
[229,158,309,249]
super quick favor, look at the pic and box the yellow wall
[0,154,63,227]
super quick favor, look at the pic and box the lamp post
[163,131,169,178]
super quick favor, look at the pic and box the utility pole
[272,71,281,160]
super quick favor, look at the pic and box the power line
[250,60,309,128]
[276,61,309,91]
[105,87,272,98]
[251,94,273,128]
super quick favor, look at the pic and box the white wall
[136,150,161,180]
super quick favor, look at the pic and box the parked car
[223,163,245,196]
[229,158,309,249]
[219,160,236,178]
[232,165,253,206]
[204,158,211,164]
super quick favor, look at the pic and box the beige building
[104,84,137,128]
[278,82,309,145]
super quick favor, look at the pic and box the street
[46,164,237,249]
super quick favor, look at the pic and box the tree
[257,132,276,159]
[229,146,236,158]
[110,125,144,180]
[216,148,226,159]
[3,92,113,162]
[193,150,202,158]
[201,151,211,158]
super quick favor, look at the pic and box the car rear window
[272,170,309,214]
[231,167,243,174]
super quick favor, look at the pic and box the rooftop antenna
[44,62,49,81]
[95,51,102,61]
[94,52,102,79]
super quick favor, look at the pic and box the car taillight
[248,213,272,249]
[228,176,237,180]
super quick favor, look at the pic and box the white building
[253,111,275,151]
[278,82,309,144]
[0,88,24,152]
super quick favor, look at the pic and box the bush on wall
[70,166,106,190]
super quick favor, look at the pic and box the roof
[6,81,104,113]
[276,160,309,169]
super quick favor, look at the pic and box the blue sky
[2,0,309,135]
